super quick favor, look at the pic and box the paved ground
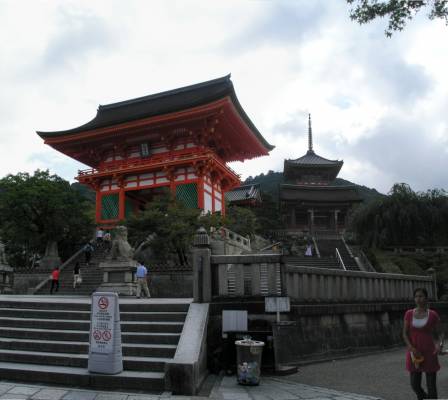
[2,348,448,399]
[0,376,381,400]
[283,347,448,400]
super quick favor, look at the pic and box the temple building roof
[37,75,273,150]
[36,75,274,167]
[284,114,343,183]
[280,184,362,203]
[225,183,261,204]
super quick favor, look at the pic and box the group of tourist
[49,227,151,299]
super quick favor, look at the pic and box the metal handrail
[312,236,321,258]
[335,248,346,271]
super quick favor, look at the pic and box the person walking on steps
[135,260,151,299]
[73,262,81,289]
[83,242,94,265]
[50,266,60,294]
[403,287,444,400]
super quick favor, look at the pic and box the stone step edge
[0,348,172,363]
[0,337,177,349]
[0,360,165,379]
[0,317,184,326]
[0,327,181,336]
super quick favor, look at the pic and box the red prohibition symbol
[98,296,109,310]
[102,330,112,341]
[93,330,102,341]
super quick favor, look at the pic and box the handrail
[335,248,346,271]
[29,246,85,294]
[259,242,281,252]
[358,249,376,272]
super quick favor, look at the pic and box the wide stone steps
[0,338,177,357]
[0,296,192,392]
[0,362,165,391]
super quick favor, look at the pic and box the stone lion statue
[109,226,134,261]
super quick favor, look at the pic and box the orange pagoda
[37,75,274,226]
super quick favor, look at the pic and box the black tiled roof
[37,75,274,151]
[225,184,261,203]
[286,150,343,167]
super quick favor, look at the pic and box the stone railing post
[193,227,211,303]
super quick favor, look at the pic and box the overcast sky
[1,0,447,194]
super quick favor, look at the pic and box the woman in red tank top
[403,287,443,400]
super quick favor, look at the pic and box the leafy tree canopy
[0,170,94,266]
[347,0,448,37]
[350,182,448,247]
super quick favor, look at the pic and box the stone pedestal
[0,264,14,294]
[97,260,137,296]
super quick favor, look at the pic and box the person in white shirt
[135,261,151,298]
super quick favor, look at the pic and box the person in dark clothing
[50,267,60,294]
[73,262,81,289]
[83,243,94,265]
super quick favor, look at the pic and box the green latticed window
[125,197,134,218]
[101,193,119,219]
[176,183,198,208]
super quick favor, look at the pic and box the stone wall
[207,301,448,367]
[149,271,193,298]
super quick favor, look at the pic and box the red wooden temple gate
[37,75,274,226]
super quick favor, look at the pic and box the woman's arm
[403,318,421,356]
[433,321,444,354]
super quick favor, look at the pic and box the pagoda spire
[308,113,313,152]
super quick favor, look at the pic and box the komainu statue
[109,226,134,261]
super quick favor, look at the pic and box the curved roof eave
[36,75,274,152]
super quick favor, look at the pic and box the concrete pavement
[0,376,382,400]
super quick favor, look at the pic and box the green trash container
[235,338,264,385]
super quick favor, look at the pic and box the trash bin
[235,337,264,385]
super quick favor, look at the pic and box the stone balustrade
[209,254,434,301]
[285,265,434,302]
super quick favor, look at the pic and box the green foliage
[0,170,95,266]
[225,205,258,238]
[347,0,448,37]
[126,193,203,265]
[351,183,448,247]
[252,192,284,232]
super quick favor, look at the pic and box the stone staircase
[35,248,106,296]
[316,238,360,271]
[0,296,191,392]
[283,256,341,269]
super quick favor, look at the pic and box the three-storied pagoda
[280,115,362,233]
[37,76,274,226]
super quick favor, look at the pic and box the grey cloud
[352,116,448,192]
[222,1,328,53]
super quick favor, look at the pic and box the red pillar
[119,188,125,220]
[95,191,102,224]
[198,176,204,210]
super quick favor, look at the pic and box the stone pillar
[192,227,211,303]
[334,210,340,233]
[308,209,314,233]
[0,239,13,294]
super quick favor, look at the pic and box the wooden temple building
[280,115,362,233]
[37,75,274,226]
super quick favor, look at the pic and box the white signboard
[265,297,290,313]
[88,292,122,374]
[90,294,115,354]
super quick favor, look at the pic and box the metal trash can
[235,338,264,385]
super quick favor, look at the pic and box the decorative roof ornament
[308,113,313,153]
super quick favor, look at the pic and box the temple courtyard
[1,348,447,400]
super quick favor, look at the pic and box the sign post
[88,292,123,374]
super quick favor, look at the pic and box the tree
[0,170,94,267]
[347,0,448,36]
[126,193,203,265]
